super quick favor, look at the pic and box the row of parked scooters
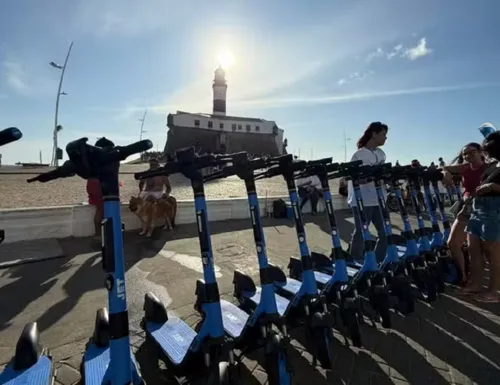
[0,132,461,385]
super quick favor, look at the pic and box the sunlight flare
[217,49,235,69]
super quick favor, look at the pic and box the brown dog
[129,195,177,237]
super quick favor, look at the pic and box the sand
[0,165,341,209]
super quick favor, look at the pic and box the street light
[139,109,148,141]
[50,42,73,167]
[342,130,351,162]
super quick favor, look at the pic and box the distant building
[164,67,288,157]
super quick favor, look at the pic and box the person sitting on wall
[297,174,323,214]
[138,158,172,201]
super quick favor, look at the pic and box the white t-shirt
[347,147,387,207]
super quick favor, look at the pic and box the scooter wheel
[343,308,362,347]
[208,361,240,384]
[391,275,415,315]
[309,313,334,369]
[263,330,292,385]
[415,268,437,302]
[370,286,392,329]
[434,261,446,293]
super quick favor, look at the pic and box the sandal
[460,286,482,294]
[474,293,500,303]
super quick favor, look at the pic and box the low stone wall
[0,195,348,244]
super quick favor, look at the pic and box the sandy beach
[0,164,341,209]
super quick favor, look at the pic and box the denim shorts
[466,196,500,242]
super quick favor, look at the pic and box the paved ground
[1,212,499,384]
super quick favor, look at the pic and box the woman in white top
[347,122,388,263]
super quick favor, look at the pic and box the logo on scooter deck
[104,274,126,300]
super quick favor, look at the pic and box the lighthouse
[212,66,227,116]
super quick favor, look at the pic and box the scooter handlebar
[27,160,77,183]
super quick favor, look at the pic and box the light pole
[138,109,148,160]
[342,130,351,162]
[50,42,73,167]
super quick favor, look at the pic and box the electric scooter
[134,146,240,384]
[295,162,393,328]
[203,152,294,383]
[0,128,59,385]
[252,154,335,369]
[386,165,438,302]
[25,137,152,384]
[286,159,364,346]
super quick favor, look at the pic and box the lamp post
[138,109,148,160]
[342,130,351,162]
[50,42,73,167]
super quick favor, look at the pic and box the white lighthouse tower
[212,66,227,116]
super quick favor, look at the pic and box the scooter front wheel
[369,286,392,328]
[263,330,292,385]
[206,361,240,384]
[414,268,437,302]
[391,275,415,315]
[309,312,334,369]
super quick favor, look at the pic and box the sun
[217,50,235,69]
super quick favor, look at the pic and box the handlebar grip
[118,140,153,160]
[342,160,363,168]
[0,127,22,147]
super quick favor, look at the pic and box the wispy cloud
[366,37,433,62]
[338,70,374,86]
[3,61,31,95]
[403,38,433,60]
[234,82,500,110]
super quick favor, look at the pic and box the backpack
[272,199,287,218]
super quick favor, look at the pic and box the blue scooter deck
[83,343,142,385]
[243,287,290,316]
[0,356,53,385]
[220,300,250,339]
[145,317,197,366]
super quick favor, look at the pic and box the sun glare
[217,50,235,69]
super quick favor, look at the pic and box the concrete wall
[0,196,348,244]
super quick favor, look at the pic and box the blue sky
[1,0,499,165]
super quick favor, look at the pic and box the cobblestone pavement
[1,212,499,384]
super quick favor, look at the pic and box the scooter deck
[242,287,290,316]
[83,343,141,385]
[0,356,53,385]
[220,300,250,339]
[145,317,197,366]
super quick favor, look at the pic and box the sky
[1,0,499,165]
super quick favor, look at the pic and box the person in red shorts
[86,138,115,238]
[441,142,486,285]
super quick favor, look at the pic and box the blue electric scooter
[294,162,393,328]
[386,165,438,302]
[25,137,152,385]
[134,146,240,384]
[0,128,58,385]
[394,166,447,293]
[203,152,293,383]
[286,159,364,346]
[251,154,335,369]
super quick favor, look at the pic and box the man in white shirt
[347,122,389,263]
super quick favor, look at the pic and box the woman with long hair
[441,143,486,286]
[464,133,500,302]
[347,122,389,262]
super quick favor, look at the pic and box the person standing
[441,143,486,285]
[347,122,389,263]
[438,157,446,167]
